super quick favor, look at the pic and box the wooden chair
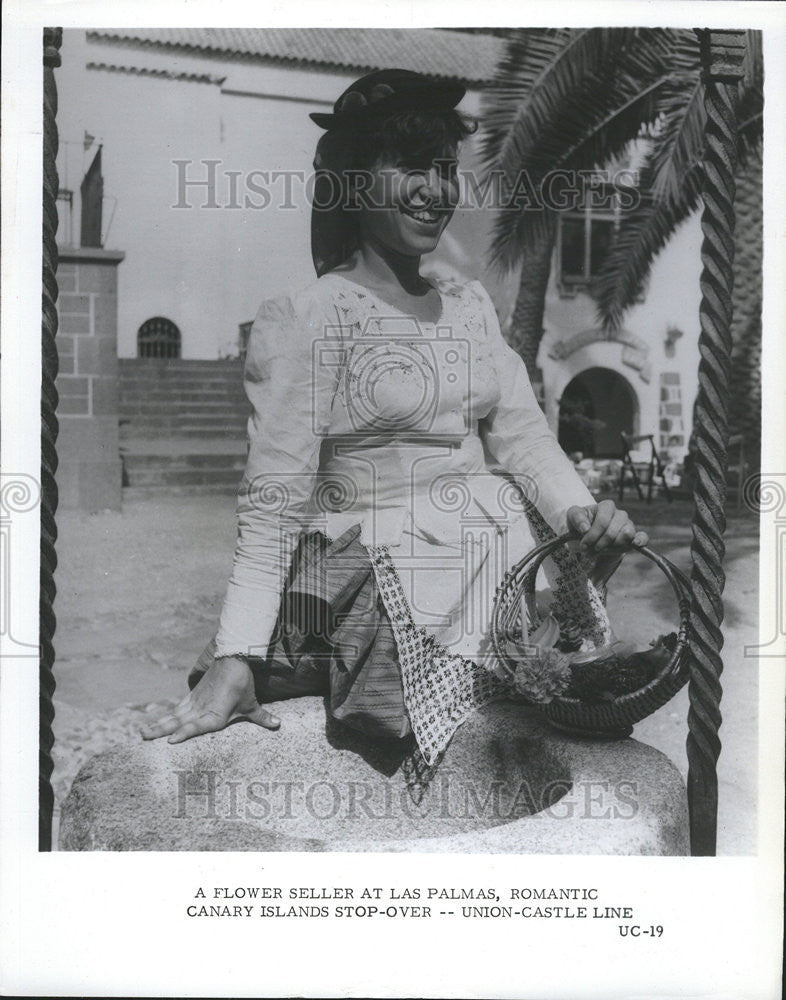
[618,432,673,504]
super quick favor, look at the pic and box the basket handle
[519,532,692,639]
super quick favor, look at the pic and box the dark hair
[348,107,477,171]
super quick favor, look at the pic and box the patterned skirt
[191,523,512,765]
[191,510,614,766]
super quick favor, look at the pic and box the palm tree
[480,29,763,457]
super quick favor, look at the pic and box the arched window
[137,317,181,359]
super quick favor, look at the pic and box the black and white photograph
[1,2,783,997]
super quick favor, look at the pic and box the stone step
[123,483,239,498]
[123,466,244,487]
[119,412,248,428]
[118,383,245,394]
[122,452,246,471]
[122,426,247,440]
[120,388,249,407]
[120,406,248,420]
[120,399,248,411]
[119,376,244,388]
[117,359,252,484]
[118,363,244,378]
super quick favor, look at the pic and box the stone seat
[59,697,688,854]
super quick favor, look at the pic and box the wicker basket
[490,533,692,738]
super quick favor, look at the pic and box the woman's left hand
[566,499,649,551]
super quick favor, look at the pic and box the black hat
[310,68,466,131]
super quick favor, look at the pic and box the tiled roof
[87,27,506,86]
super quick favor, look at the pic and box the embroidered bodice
[214,274,594,659]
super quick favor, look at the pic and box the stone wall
[56,247,124,511]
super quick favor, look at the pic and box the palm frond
[487,78,669,270]
[480,28,673,182]
[592,160,703,330]
[481,26,763,315]
[648,74,704,203]
[481,28,689,269]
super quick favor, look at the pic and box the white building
[56,27,702,467]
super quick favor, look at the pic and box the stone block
[57,375,89,397]
[77,265,118,294]
[59,312,91,335]
[91,376,120,415]
[59,293,90,315]
[58,334,75,357]
[92,295,118,335]
[59,699,689,854]
[77,337,118,378]
[57,265,77,291]
[58,352,75,375]
[58,395,90,416]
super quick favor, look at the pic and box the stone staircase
[118,359,250,494]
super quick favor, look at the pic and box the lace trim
[522,500,615,646]
[366,544,510,766]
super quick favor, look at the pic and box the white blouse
[214,273,595,662]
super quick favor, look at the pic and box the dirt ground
[50,491,761,854]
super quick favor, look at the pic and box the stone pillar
[55,246,124,511]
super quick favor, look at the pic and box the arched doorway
[558,367,637,458]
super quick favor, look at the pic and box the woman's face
[354,149,460,258]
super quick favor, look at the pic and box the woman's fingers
[166,709,226,744]
[246,704,281,731]
[140,710,188,741]
[139,659,280,743]
[141,698,281,742]
[593,509,630,549]
[574,501,649,551]
[566,505,593,535]
[579,499,616,548]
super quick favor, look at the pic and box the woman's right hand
[140,656,280,744]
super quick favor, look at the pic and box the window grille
[137,317,181,359]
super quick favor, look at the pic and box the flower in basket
[512,647,572,703]
[564,633,678,702]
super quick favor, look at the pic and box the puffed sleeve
[214,286,342,659]
[473,281,596,535]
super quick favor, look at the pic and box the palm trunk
[506,213,558,393]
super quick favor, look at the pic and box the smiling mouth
[400,205,444,225]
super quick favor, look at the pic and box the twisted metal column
[40,26,62,851]
[686,29,746,856]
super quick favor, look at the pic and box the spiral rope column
[40,26,62,851]
[686,29,747,856]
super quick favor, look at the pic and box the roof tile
[87,27,505,86]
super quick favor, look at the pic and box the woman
[142,69,647,764]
